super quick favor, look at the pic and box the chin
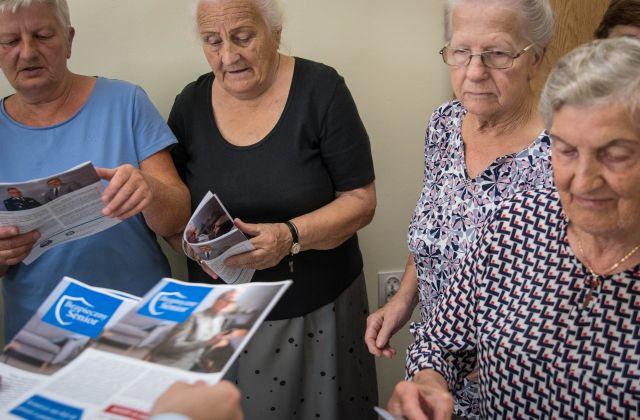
[461,101,498,117]
[570,214,620,236]
[15,77,53,91]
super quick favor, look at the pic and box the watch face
[291,243,301,255]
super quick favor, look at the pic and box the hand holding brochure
[1,277,291,419]
[0,162,120,264]
[183,191,256,284]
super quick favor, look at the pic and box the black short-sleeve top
[169,57,375,319]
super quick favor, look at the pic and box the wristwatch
[284,220,301,255]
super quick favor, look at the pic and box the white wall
[0,0,450,404]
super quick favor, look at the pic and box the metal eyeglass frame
[438,43,535,69]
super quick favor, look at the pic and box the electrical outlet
[378,271,403,308]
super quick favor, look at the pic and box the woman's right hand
[365,254,419,358]
[0,226,40,269]
[387,371,453,420]
[365,294,416,358]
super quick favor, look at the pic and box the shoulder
[428,100,464,130]
[94,77,143,97]
[528,129,552,155]
[175,73,214,99]
[294,57,342,83]
[292,57,345,99]
[425,100,464,145]
[429,100,464,125]
[90,77,158,110]
[511,130,554,187]
[172,73,213,111]
[288,57,363,128]
[494,187,562,224]
[434,100,464,116]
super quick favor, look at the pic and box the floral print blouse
[407,100,553,417]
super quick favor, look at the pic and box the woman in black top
[168,0,378,418]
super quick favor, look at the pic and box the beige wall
[0,0,450,404]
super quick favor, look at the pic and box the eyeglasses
[439,44,535,69]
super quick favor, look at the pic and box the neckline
[559,212,640,279]
[206,57,298,151]
[0,77,101,130]
[455,102,547,182]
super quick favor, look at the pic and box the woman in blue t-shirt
[0,0,190,341]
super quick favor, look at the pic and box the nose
[219,41,240,66]
[18,36,38,61]
[465,54,489,80]
[571,156,605,193]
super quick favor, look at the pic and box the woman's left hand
[223,218,291,270]
[96,165,153,220]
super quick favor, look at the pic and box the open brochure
[183,191,255,285]
[0,276,291,419]
[0,162,120,264]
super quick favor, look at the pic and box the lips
[19,65,44,74]
[572,195,614,209]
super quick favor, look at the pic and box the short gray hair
[253,0,283,33]
[0,0,70,32]
[539,37,640,128]
[444,0,554,53]
[194,0,283,33]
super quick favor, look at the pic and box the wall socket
[378,271,403,308]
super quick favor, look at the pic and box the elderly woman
[387,37,640,419]
[169,0,377,418]
[365,0,553,416]
[0,0,189,340]
[595,0,640,39]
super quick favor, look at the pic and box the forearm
[293,182,376,251]
[139,151,191,237]
[143,176,190,237]
[163,232,184,254]
[413,369,450,393]
[392,255,419,308]
[407,316,477,391]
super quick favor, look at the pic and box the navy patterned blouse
[408,188,640,418]
[407,100,553,416]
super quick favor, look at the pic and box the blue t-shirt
[0,77,175,340]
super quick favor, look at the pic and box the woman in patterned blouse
[387,37,640,419]
[365,0,554,417]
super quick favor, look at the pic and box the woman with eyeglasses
[365,0,554,417]
[387,36,640,419]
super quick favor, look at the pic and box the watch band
[283,220,300,254]
[284,221,300,274]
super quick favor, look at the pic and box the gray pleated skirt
[224,272,378,419]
